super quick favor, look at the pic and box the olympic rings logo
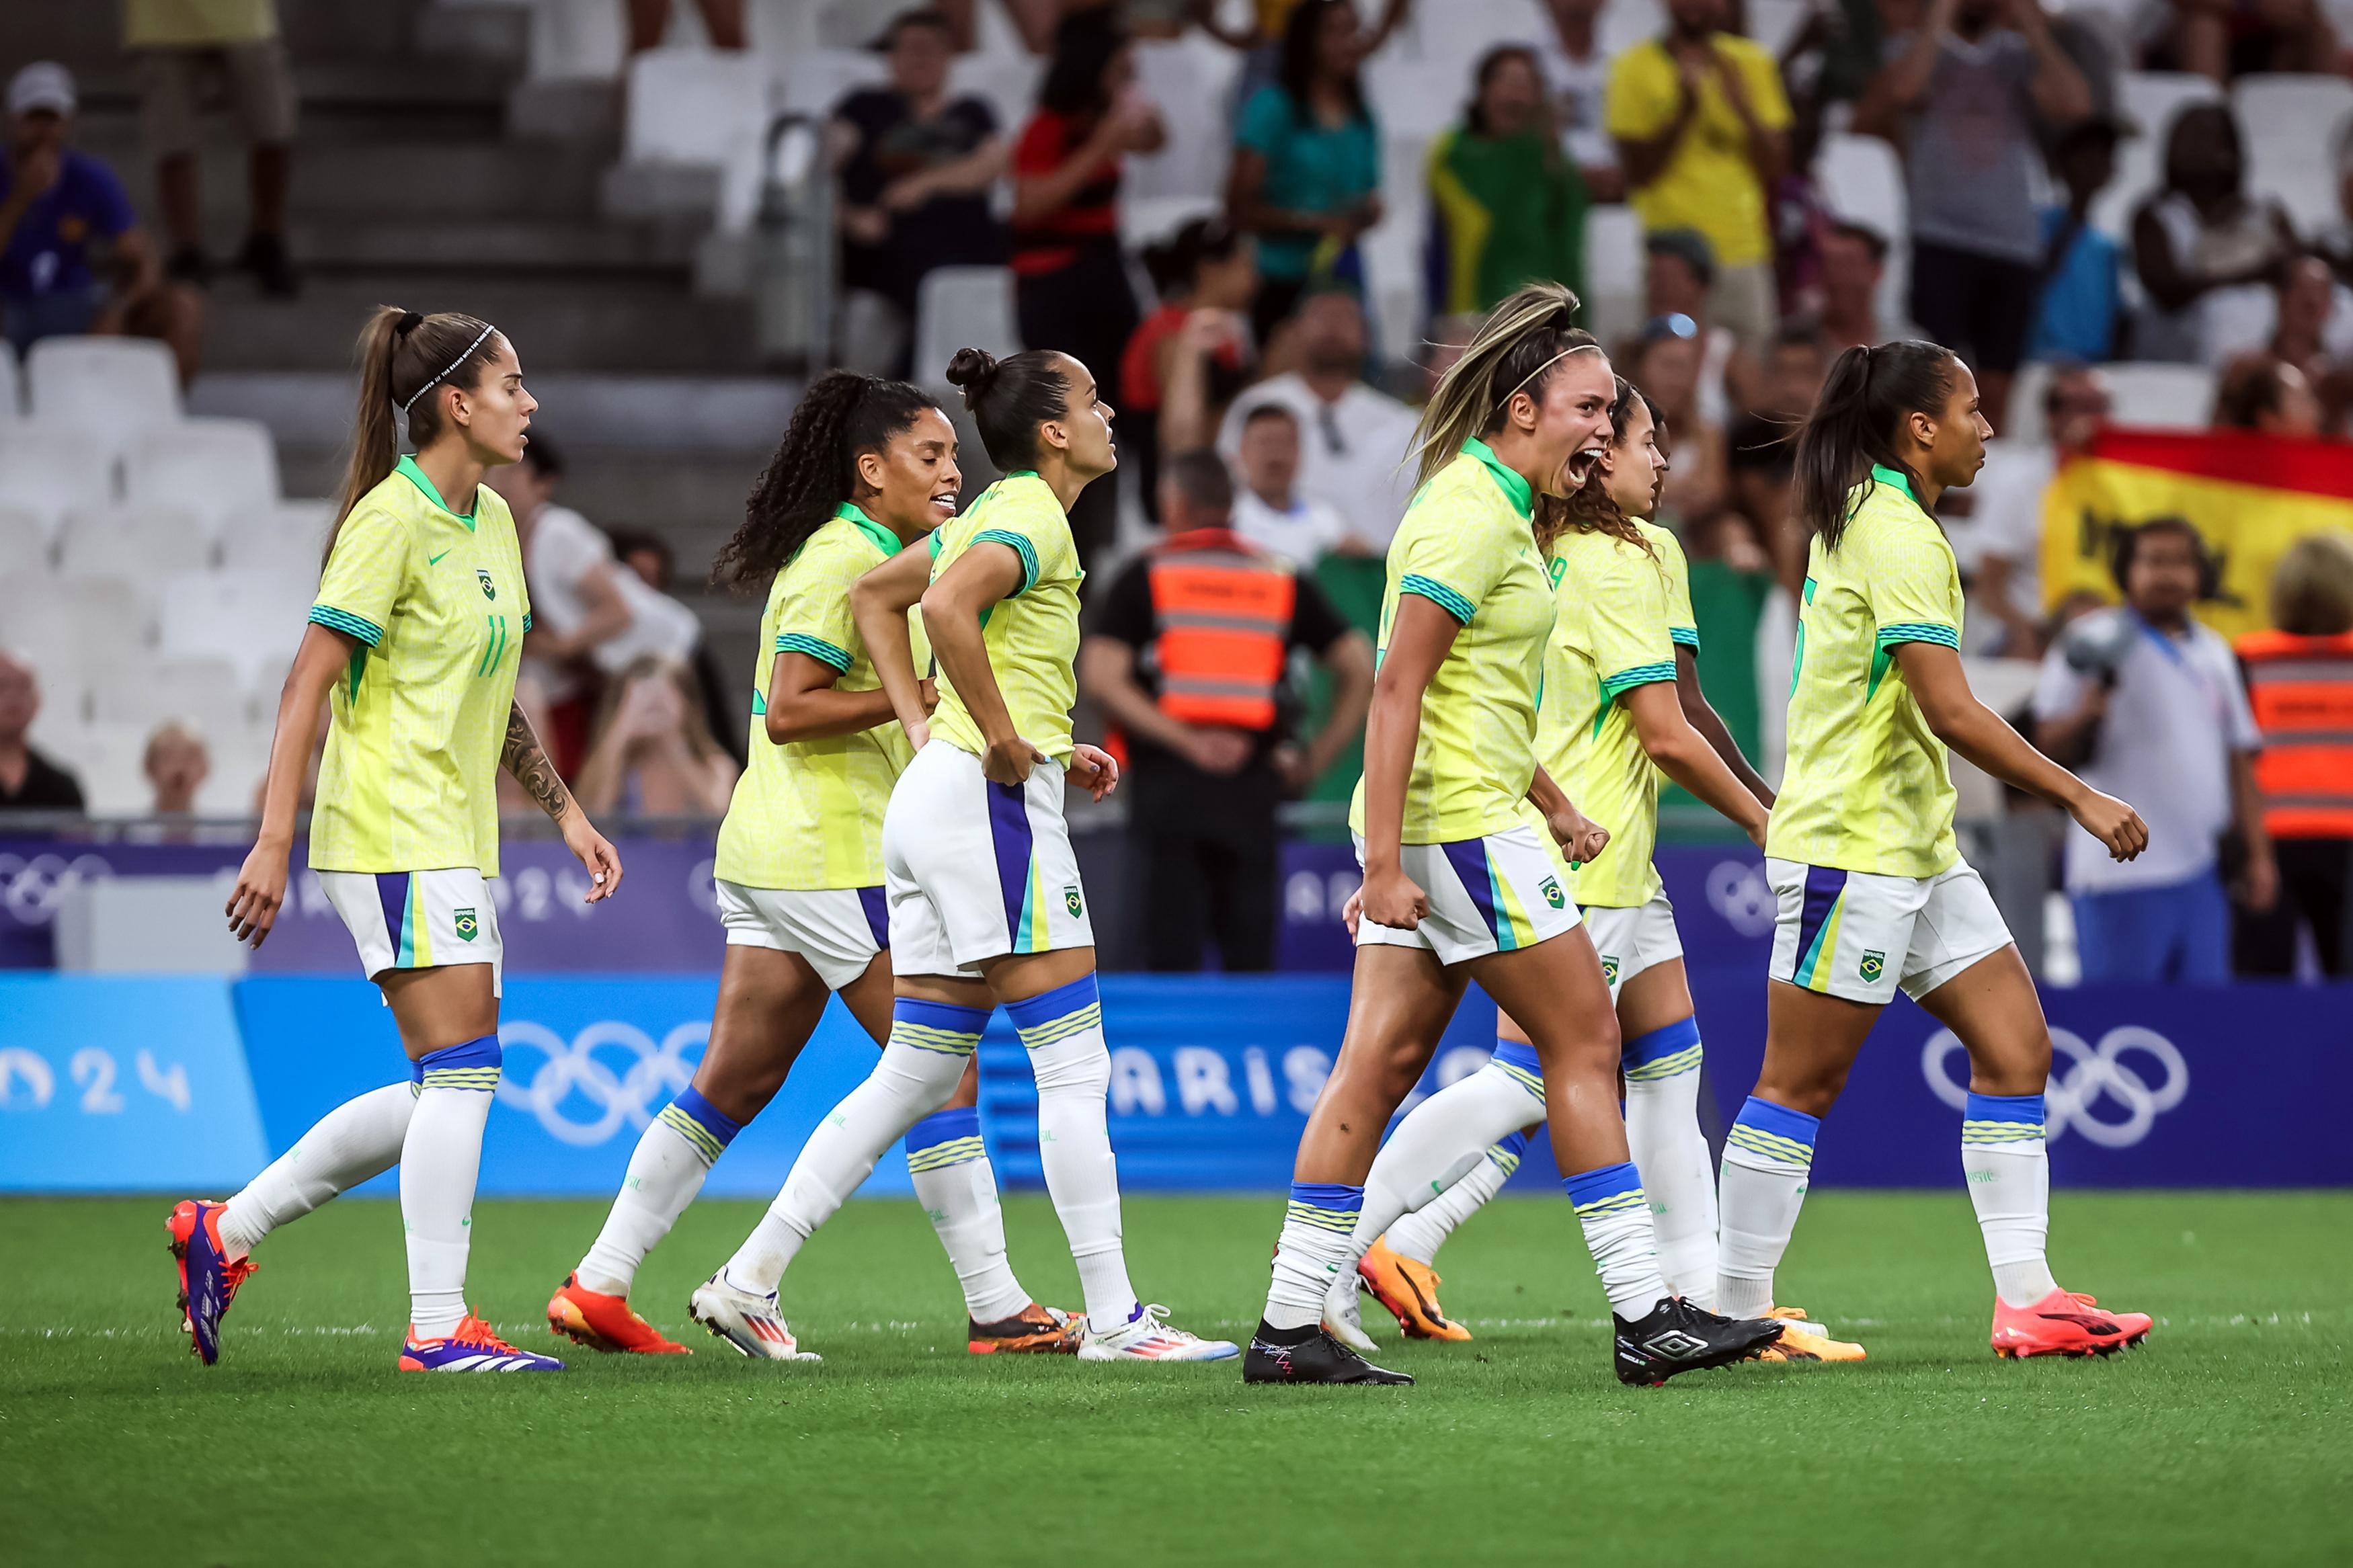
[1706,860,1777,938]
[495,1019,710,1147]
[1920,1025,2189,1149]
[0,853,114,926]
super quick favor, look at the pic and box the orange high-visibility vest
[1146,530,1296,731]
[2237,628,2353,839]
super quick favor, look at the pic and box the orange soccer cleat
[167,1199,258,1365]
[1358,1237,1472,1342]
[1749,1305,1868,1363]
[967,1302,1085,1354]
[1991,1288,2152,1359]
[546,1273,692,1354]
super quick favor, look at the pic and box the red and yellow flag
[2040,429,2353,639]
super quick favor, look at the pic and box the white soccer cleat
[1323,1271,1380,1354]
[1077,1303,1240,1362]
[688,1273,822,1362]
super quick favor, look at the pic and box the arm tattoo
[503,702,573,823]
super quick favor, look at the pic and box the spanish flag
[2039,429,2353,638]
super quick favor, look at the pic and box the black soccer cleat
[1613,1296,1785,1387]
[1243,1321,1414,1385]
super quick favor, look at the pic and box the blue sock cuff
[1622,1016,1702,1069]
[1562,1160,1644,1209]
[906,1105,982,1153]
[1287,1181,1363,1212]
[410,1059,425,1085]
[1492,1128,1532,1161]
[892,997,991,1035]
[1733,1095,1819,1145]
[416,1034,501,1091]
[1490,1039,1542,1076]
[669,1085,743,1148]
[1964,1091,2046,1126]
[1004,972,1101,1031]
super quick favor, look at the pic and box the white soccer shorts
[1765,857,2012,1005]
[715,879,891,991]
[882,739,1094,977]
[1353,823,1581,967]
[1579,893,1684,1003]
[319,867,504,996]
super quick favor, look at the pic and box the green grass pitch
[3,1191,2347,1566]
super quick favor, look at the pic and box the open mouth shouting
[1563,440,1608,489]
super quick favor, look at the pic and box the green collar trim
[1005,469,1041,481]
[833,501,900,556]
[1869,464,1917,504]
[1463,439,1533,520]
[395,454,477,530]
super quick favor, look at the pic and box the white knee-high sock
[1622,1018,1719,1309]
[1964,1092,2060,1308]
[1716,1095,1819,1319]
[401,1037,502,1339]
[1361,1042,1546,1249]
[1383,1132,1525,1266]
[1265,1182,1361,1331]
[576,1086,742,1296]
[905,1106,1031,1323]
[721,1001,978,1296]
[218,1076,419,1257]
[1564,1161,1671,1318]
[1008,975,1136,1327]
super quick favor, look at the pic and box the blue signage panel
[0,975,270,1191]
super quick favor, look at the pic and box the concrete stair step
[291,218,694,276]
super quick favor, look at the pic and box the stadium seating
[24,338,182,463]
[2094,72,2223,240]
[1815,132,1913,329]
[91,656,251,739]
[218,500,333,577]
[2236,74,2353,235]
[621,46,770,229]
[124,420,282,541]
[914,265,1021,382]
[0,427,114,540]
[2098,361,2217,429]
[56,505,214,584]
[1583,205,1646,348]
[0,344,19,422]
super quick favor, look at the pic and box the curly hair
[1534,376,1659,558]
[713,371,939,591]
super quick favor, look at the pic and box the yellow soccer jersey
[1539,527,1679,907]
[926,472,1083,763]
[1640,520,1701,655]
[1349,441,1555,844]
[308,456,530,878]
[715,505,930,891]
[1767,465,1964,879]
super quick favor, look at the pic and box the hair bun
[943,347,999,405]
[395,310,424,337]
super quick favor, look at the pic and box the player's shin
[401,1036,502,1340]
[1962,1092,2060,1308]
[1008,975,1138,1325]
[1621,1018,1718,1308]
[906,1106,1031,1323]
[576,1085,741,1296]
[219,1075,420,1257]
[1716,1096,1820,1319]
[1267,1182,1365,1331]
[1564,1161,1671,1317]
[1384,1133,1523,1266]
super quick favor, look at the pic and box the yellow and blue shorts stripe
[1439,837,1541,952]
[1788,865,1849,992]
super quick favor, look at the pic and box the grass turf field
[3,1191,2346,1566]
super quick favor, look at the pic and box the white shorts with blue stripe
[881,739,1093,977]
[1765,857,2010,1005]
[715,880,890,991]
[1352,824,1581,968]
[1578,893,1683,1002]
[318,868,504,996]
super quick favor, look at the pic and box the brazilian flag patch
[1064,885,1084,918]
[477,569,496,600]
[453,907,479,942]
[1539,876,1564,909]
[1859,949,1885,983]
[1600,956,1620,986]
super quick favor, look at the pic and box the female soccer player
[546,372,1080,1361]
[1321,380,1864,1365]
[696,346,1236,1362]
[1716,340,2153,1358]
[1242,286,1786,1388]
[171,306,625,1372]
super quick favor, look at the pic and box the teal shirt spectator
[1234,83,1380,284]
[2028,204,2121,364]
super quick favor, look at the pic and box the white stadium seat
[218,499,333,577]
[0,427,114,538]
[1582,205,1646,348]
[123,419,281,538]
[196,717,275,817]
[625,46,770,229]
[0,342,20,422]
[1816,133,1912,330]
[41,720,153,817]
[157,569,313,692]
[2093,73,2223,240]
[2098,362,2217,429]
[2236,75,2353,235]
[914,265,1020,384]
[91,655,252,736]
[24,337,181,456]
[0,504,50,582]
[56,505,214,583]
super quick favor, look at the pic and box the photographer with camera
[2030,518,2274,983]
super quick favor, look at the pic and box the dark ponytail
[331,304,503,552]
[715,370,939,591]
[945,347,1073,472]
[1790,340,1956,552]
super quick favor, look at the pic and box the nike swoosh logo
[428,549,452,565]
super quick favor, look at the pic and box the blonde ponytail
[1410,282,1600,489]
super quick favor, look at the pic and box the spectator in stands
[627,0,745,52]
[1228,0,1383,347]
[1952,364,2108,659]
[0,652,82,814]
[1079,449,1373,970]
[1124,216,1258,519]
[1638,227,1755,426]
[1726,321,1827,584]
[1215,289,1419,550]
[575,655,739,820]
[1532,0,1623,201]
[1816,218,1916,354]
[1856,0,2090,434]
[2131,101,2298,368]
[142,720,208,817]
[2164,0,2338,81]
[2315,118,2353,290]
[604,528,745,768]
[0,63,201,382]
[1606,0,1791,353]
[2254,253,2353,434]
[2032,518,2272,983]
[2233,530,2353,978]
[833,10,1010,379]
[2214,353,2323,436]
[2028,116,2128,366]
[126,0,298,297]
[1229,402,1365,564]
[1012,7,1165,567]
[1626,314,1728,528]
[1427,46,1587,318]
[1194,0,1411,114]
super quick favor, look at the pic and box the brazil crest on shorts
[454,907,479,942]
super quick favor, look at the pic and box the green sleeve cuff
[522,612,533,633]
[1875,622,1959,650]
[1599,661,1678,699]
[774,632,852,671]
[1669,625,1700,650]
[309,604,384,648]
[1399,573,1476,625]
[970,528,1040,593]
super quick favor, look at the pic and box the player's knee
[1029,1034,1109,1099]
[874,1042,971,1108]
[1756,1061,1847,1118]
